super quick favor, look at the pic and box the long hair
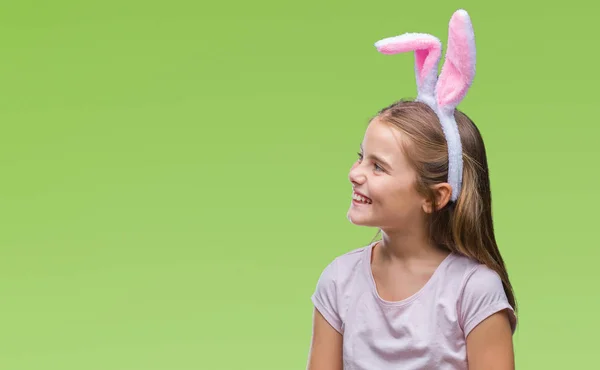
[372,99,517,312]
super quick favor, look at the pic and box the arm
[466,309,515,370]
[306,308,343,370]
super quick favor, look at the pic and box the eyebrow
[359,144,392,169]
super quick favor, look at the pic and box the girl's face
[347,118,427,231]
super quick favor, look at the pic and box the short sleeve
[458,265,517,337]
[311,258,343,334]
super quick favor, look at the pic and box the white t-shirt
[311,241,517,369]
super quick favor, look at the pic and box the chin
[347,210,377,227]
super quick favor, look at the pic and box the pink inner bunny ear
[375,33,442,100]
[436,9,476,112]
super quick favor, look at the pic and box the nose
[349,161,366,186]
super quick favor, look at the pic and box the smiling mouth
[352,192,372,204]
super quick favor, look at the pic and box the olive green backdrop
[0,1,597,369]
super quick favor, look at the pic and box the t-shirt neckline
[363,240,455,307]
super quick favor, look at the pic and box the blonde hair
[371,99,517,312]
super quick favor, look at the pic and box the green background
[0,0,597,368]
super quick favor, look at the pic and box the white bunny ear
[436,9,476,114]
[434,9,477,202]
[373,9,477,202]
[375,33,442,107]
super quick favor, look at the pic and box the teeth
[353,192,371,204]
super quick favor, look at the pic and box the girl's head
[347,104,446,233]
[348,99,516,312]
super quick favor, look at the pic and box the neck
[377,228,448,263]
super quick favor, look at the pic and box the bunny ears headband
[374,9,476,202]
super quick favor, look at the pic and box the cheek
[376,180,421,209]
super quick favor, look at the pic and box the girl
[307,10,517,370]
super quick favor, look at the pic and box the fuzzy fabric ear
[373,10,477,203]
[375,33,442,107]
[436,9,476,113]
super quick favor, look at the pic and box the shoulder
[435,253,516,336]
[435,252,482,291]
[455,260,508,306]
[314,244,370,286]
[461,263,505,295]
[440,253,501,288]
[311,243,372,334]
[453,258,517,336]
[444,253,508,305]
[334,244,370,270]
[445,252,481,273]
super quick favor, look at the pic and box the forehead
[360,118,413,171]
[362,118,406,154]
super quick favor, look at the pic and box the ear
[422,183,453,213]
[375,33,442,107]
[435,9,476,114]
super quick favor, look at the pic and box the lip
[353,189,371,199]
[352,189,372,204]
[352,199,370,206]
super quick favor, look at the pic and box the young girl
[307,10,517,370]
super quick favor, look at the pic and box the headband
[374,9,476,202]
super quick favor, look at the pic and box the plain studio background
[0,1,596,369]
